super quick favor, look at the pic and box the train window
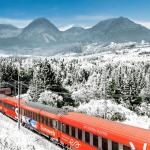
[24,109,26,116]
[43,116,46,124]
[27,111,30,117]
[29,111,31,118]
[52,120,57,129]
[33,112,35,120]
[34,113,36,121]
[123,145,131,150]
[62,124,66,133]
[31,112,34,120]
[66,125,69,135]
[27,111,29,117]
[30,112,32,119]
[30,111,32,118]
[26,110,29,117]
[48,118,52,127]
[43,116,45,124]
[58,122,61,131]
[23,109,25,116]
[31,111,34,120]
[78,129,82,141]
[85,132,90,144]
[36,114,39,121]
[25,109,27,116]
[37,114,40,122]
[26,110,28,116]
[31,112,33,118]
[20,108,22,114]
[33,113,36,120]
[112,141,119,150]
[40,115,42,123]
[45,117,48,126]
[71,127,76,137]
[51,119,53,127]
[102,138,108,150]
[93,134,98,147]
[42,116,45,124]
[34,113,37,121]
[28,111,30,117]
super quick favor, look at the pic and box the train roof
[62,112,150,146]
[24,101,68,115]
[0,95,68,115]
[0,95,25,103]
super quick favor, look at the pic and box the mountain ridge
[0,16,150,55]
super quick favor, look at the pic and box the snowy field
[0,113,61,150]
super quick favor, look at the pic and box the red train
[0,95,149,150]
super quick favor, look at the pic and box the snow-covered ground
[0,41,150,149]
[55,41,150,62]
[0,113,61,150]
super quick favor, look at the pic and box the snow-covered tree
[38,90,63,107]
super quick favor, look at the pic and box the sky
[0,0,150,30]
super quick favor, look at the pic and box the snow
[0,41,150,133]
[38,90,63,106]
[0,53,12,57]
[42,33,56,43]
[0,113,61,150]
[16,93,32,101]
[59,24,74,31]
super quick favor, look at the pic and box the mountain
[0,17,150,55]
[62,27,86,42]
[0,24,18,30]
[19,18,62,45]
[89,17,150,42]
[0,24,21,38]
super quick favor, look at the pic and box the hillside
[0,42,150,131]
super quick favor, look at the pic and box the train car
[59,112,150,150]
[20,101,65,140]
[0,88,11,95]
[0,95,18,119]
[20,100,150,150]
[0,96,150,150]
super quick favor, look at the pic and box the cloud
[59,24,91,31]
[0,18,32,28]
[135,20,150,29]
